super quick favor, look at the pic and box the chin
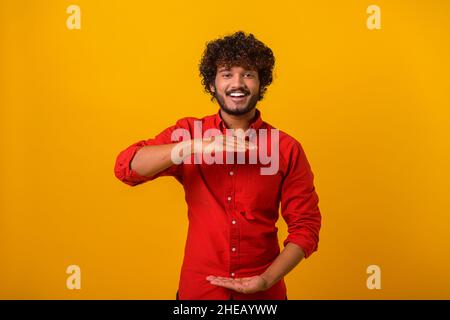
[222,106,254,116]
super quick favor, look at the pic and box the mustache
[226,88,250,96]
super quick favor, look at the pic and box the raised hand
[199,134,257,154]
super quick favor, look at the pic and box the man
[114,31,321,300]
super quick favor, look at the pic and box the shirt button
[231,247,236,252]
[231,273,235,277]
[229,171,234,176]
[231,220,236,225]
[227,196,232,202]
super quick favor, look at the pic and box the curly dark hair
[199,31,275,102]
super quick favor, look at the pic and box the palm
[206,275,268,294]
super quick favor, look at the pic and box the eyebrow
[218,68,256,73]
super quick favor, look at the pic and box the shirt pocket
[239,163,283,215]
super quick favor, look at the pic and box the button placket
[228,163,239,279]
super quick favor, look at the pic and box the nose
[230,73,245,89]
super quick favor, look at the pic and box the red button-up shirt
[114,108,321,300]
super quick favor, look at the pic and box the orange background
[1,0,450,299]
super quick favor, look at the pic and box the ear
[210,83,215,93]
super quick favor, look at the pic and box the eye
[222,73,231,78]
[244,73,255,78]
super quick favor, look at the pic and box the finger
[234,140,249,151]
[234,139,255,149]
[208,278,255,294]
[225,140,248,152]
[209,281,234,290]
[210,280,243,292]
[222,137,257,152]
[215,276,233,282]
[207,276,229,283]
[247,142,257,150]
[223,141,239,152]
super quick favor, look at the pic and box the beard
[214,89,260,116]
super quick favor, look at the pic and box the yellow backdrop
[1,0,449,299]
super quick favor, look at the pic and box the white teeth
[230,92,245,97]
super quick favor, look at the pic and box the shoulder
[264,122,304,154]
[262,122,308,174]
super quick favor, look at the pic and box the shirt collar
[214,108,264,132]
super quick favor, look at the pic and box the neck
[219,108,257,131]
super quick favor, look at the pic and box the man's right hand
[192,134,257,155]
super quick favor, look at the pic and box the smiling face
[210,65,261,116]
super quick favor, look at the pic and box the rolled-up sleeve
[114,119,188,186]
[280,141,321,259]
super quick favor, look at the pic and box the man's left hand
[206,275,269,294]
